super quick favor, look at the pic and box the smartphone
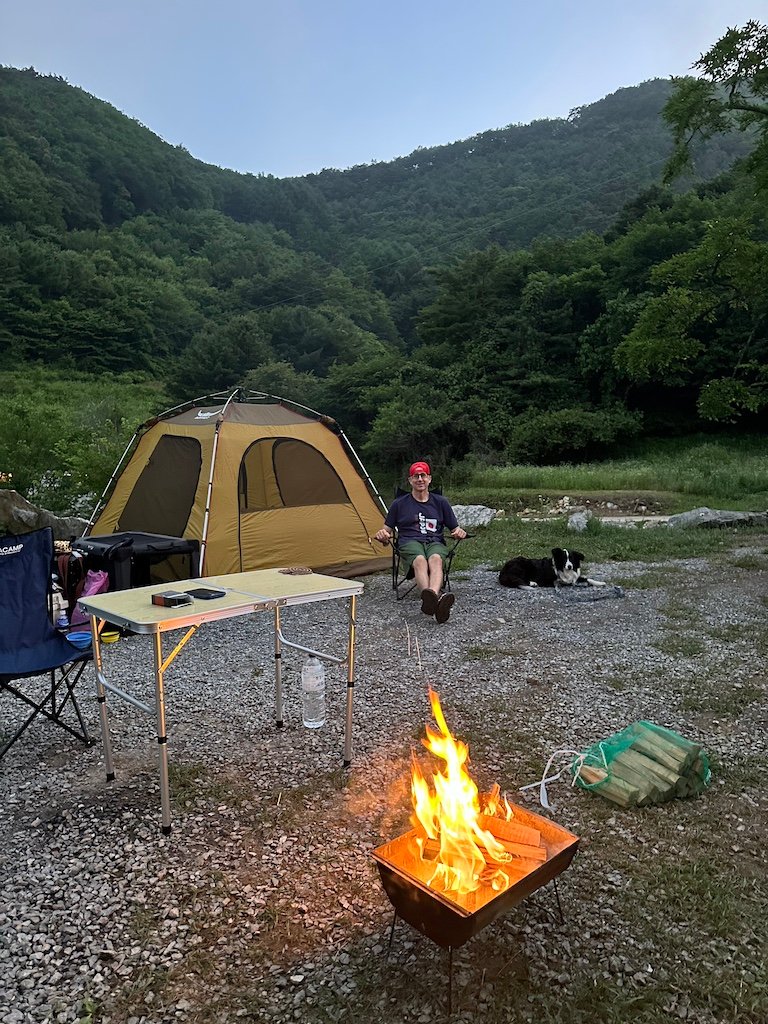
[184,587,227,600]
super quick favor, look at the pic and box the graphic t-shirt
[384,493,458,543]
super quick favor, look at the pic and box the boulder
[452,504,502,529]
[666,507,768,530]
[567,510,593,532]
[0,489,88,540]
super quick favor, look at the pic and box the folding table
[78,569,363,833]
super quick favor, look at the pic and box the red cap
[409,461,431,477]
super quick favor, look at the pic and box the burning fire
[410,689,542,897]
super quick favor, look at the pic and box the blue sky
[1,1,759,178]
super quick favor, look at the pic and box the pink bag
[69,570,110,626]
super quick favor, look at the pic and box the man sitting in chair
[374,461,467,623]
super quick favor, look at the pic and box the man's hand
[374,527,393,543]
[450,527,467,540]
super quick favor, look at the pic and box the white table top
[78,569,363,633]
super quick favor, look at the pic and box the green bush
[506,406,642,464]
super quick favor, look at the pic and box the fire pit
[372,690,579,955]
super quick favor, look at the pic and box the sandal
[435,592,455,624]
[420,589,439,616]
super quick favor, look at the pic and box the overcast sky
[1,1,759,178]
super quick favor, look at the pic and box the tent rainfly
[85,389,391,578]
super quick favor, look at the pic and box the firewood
[641,723,700,759]
[417,836,441,860]
[613,749,680,788]
[477,813,541,848]
[579,764,639,807]
[483,838,547,864]
[607,759,660,805]
[630,734,689,771]
[632,725,696,769]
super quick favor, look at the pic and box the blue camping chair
[0,528,93,759]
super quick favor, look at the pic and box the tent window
[239,438,349,511]
[118,435,201,536]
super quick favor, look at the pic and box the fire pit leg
[447,946,454,1016]
[552,876,565,923]
[387,911,398,955]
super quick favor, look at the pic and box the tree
[664,20,768,190]
[624,21,768,420]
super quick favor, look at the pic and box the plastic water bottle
[301,657,325,728]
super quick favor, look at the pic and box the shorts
[399,539,449,574]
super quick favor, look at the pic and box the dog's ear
[571,551,585,563]
[551,547,563,558]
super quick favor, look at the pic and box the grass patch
[169,762,251,810]
[653,634,705,657]
[730,554,768,570]
[451,514,745,575]
[681,682,764,714]
[659,599,701,625]
[447,435,768,507]
[466,644,520,661]
[708,622,753,642]
[719,755,768,789]
[610,567,681,590]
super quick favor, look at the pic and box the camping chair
[391,530,467,601]
[388,487,469,600]
[0,527,93,759]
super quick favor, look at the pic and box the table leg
[91,615,115,782]
[153,631,172,835]
[274,606,284,728]
[344,594,357,767]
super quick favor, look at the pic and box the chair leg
[0,662,92,758]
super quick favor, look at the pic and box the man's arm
[440,495,467,539]
[374,497,399,543]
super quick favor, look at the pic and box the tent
[85,389,391,578]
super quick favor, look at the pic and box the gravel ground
[1,549,766,1024]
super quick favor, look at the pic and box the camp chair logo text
[0,543,23,555]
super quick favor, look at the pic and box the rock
[666,507,768,530]
[452,505,501,529]
[0,490,88,540]
[568,510,593,532]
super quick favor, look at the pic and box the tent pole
[198,390,239,575]
[335,428,388,512]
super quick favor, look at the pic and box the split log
[477,813,541,848]
[606,759,660,805]
[613,749,680,788]
[483,838,547,864]
[579,764,639,808]
[630,734,689,771]
[642,723,701,760]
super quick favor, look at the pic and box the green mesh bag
[571,720,710,807]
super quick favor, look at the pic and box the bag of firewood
[571,721,710,808]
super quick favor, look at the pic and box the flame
[410,689,517,895]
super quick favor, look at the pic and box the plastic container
[301,657,325,729]
[66,631,92,650]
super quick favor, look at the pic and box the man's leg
[427,553,444,594]
[415,556,441,615]
[411,554,430,593]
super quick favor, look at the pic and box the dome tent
[85,389,391,578]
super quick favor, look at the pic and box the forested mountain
[1,26,766,514]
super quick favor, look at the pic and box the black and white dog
[498,547,606,589]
